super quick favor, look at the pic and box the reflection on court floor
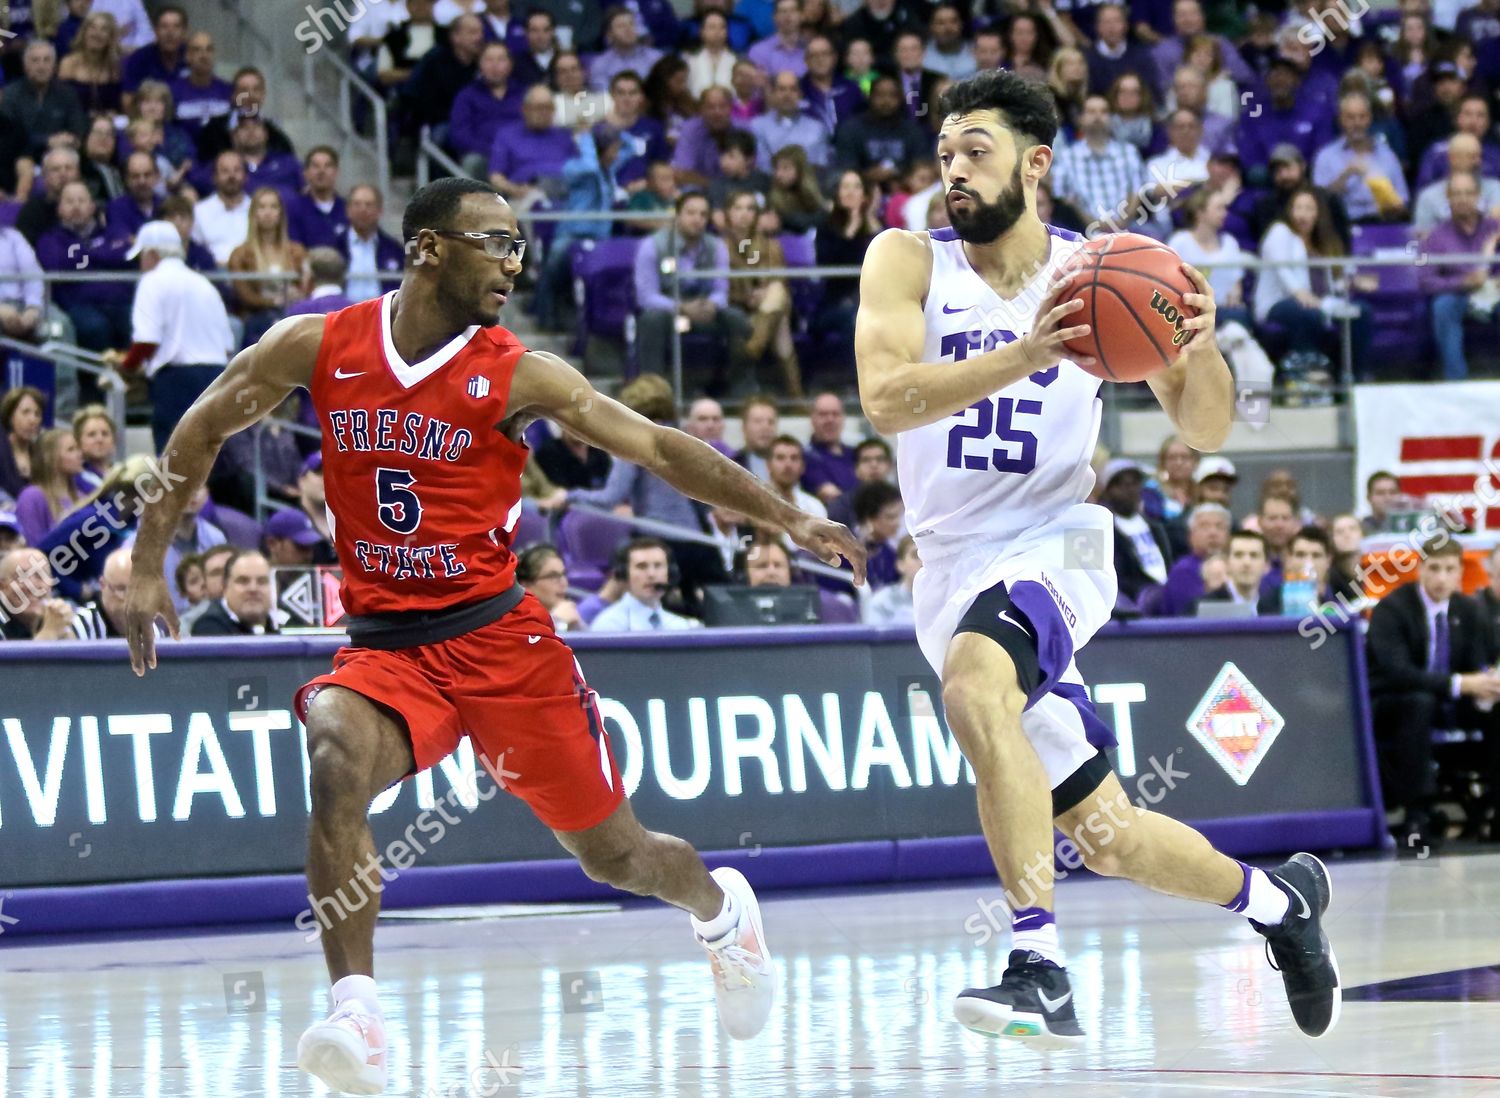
[3,854,1499,1097]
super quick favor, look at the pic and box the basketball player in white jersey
[855,70,1340,1045]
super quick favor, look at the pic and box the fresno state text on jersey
[309,293,530,616]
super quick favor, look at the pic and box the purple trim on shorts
[1049,681,1118,750]
[1006,579,1076,708]
[1011,905,1056,930]
[1222,860,1254,913]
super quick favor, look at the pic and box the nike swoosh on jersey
[1037,988,1072,1013]
[334,367,364,379]
[528,635,542,644]
[942,303,972,314]
[997,608,1030,635]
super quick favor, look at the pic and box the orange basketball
[1056,234,1197,383]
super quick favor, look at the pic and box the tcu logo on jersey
[939,329,1059,387]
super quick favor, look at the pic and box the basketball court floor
[1,852,1497,1098]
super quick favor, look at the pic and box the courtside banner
[1353,382,1500,532]
[0,622,1382,889]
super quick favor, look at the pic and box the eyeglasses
[430,230,527,261]
[536,570,568,582]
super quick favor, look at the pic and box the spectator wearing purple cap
[1236,61,1335,187]
[1419,172,1500,382]
[264,507,325,565]
[286,147,349,252]
[747,0,807,78]
[449,41,527,178]
[121,5,188,100]
[1312,89,1409,223]
[671,86,745,187]
[1416,94,1500,189]
[488,86,577,201]
[588,7,662,91]
[1087,3,1159,98]
[35,181,135,353]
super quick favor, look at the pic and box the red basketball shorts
[294,591,624,832]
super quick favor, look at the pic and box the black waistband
[345,583,525,649]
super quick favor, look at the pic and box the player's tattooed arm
[126,314,323,673]
[855,229,1091,433]
[1145,263,1235,452]
[511,351,868,583]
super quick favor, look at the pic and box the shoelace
[999,963,1054,995]
[708,942,764,991]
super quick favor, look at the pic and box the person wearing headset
[590,536,701,631]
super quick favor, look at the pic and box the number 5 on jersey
[376,468,423,534]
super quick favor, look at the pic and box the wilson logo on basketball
[1149,291,1192,347]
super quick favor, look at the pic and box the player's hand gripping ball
[1056,233,1199,383]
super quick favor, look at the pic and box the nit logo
[1185,662,1285,786]
[1392,434,1500,530]
[467,375,490,400]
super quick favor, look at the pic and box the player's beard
[439,276,501,328]
[947,161,1028,245]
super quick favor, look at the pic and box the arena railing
[0,335,128,451]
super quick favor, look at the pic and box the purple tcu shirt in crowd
[1417,215,1500,295]
[448,81,527,158]
[1236,102,1334,172]
[1416,139,1500,189]
[1160,554,1208,616]
[671,117,744,179]
[801,74,864,133]
[105,193,160,237]
[288,192,350,251]
[188,151,302,199]
[489,122,576,183]
[801,438,857,496]
[747,35,807,77]
[170,75,233,134]
[284,287,359,316]
[122,45,187,92]
[34,219,135,308]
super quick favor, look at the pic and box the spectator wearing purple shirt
[801,35,863,133]
[286,147,350,251]
[121,5,187,97]
[681,397,736,458]
[671,87,744,186]
[35,182,135,351]
[105,152,162,237]
[1151,0,1254,92]
[477,0,531,55]
[1087,3,1160,98]
[588,7,662,91]
[1236,60,1334,186]
[1311,90,1409,223]
[449,42,527,177]
[634,191,750,385]
[751,71,831,172]
[1419,172,1500,381]
[489,87,577,199]
[1274,29,1339,124]
[801,392,858,506]
[1159,502,1230,615]
[284,248,359,316]
[605,71,670,186]
[747,0,807,78]
[171,32,233,136]
[190,115,302,200]
[1416,95,1500,189]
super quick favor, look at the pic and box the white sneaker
[692,866,778,1039]
[297,998,389,1095]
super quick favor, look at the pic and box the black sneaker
[1252,852,1342,1038]
[953,950,1085,1048]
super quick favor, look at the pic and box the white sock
[331,974,381,1014]
[693,889,738,941]
[1244,869,1292,926]
[1013,922,1064,966]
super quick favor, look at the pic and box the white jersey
[897,225,1103,554]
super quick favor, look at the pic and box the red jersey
[309,294,530,616]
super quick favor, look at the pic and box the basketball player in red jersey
[123,178,866,1095]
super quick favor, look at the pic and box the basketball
[1057,234,1198,383]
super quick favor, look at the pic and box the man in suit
[1102,458,1173,604]
[1194,529,1279,615]
[891,31,943,122]
[190,548,280,636]
[1366,536,1500,849]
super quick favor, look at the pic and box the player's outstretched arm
[126,314,324,674]
[1145,263,1235,452]
[511,351,867,583]
[855,229,1093,434]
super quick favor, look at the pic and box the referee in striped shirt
[72,546,164,640]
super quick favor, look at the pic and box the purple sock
[1222,861,1254,914]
